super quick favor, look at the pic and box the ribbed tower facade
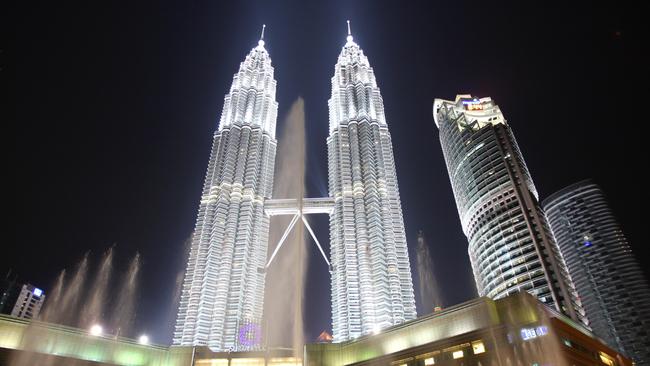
[174,38,278,351]
[544,180,650,365]
[433,95,586,325]
[327,30,416,341]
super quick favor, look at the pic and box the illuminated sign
[462,99,480,105]
[462,99,484,111]
[521,326,548,341]
[33,288,43,297]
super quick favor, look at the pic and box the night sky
[10,0,648,345]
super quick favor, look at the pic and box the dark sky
[10,0,648,345]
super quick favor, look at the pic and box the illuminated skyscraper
[433,95,586,325]
[327,24,416,341]
[544,180,650,365]
[174,31,278,351]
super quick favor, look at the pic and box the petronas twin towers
[328,31,416,340]
[174,25,416,350]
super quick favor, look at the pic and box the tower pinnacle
[258,24,266,47]
[346,20,353,43]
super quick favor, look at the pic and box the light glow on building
[471,341,485,354]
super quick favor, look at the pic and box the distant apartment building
[0,274,20,315]
[544,180,650,365]
[10,284,45,320]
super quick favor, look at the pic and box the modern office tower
[433,95,586,325]
[10,284,45,320]
[327,25,416,341]
[174,32,278,351]
[544,180,650,365]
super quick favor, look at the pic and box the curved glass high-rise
[544,180,650,365]
[327,29,416,341]
[433,95,586,325]
[174,36,278,351]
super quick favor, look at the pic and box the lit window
[472,341,485,354]
[599,352,615,366]
[452,350,464,359]
[424,358,435,365]
[195,360,229,366]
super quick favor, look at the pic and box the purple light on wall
[238,323,261,347]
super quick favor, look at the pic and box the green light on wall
[115,350,147,365]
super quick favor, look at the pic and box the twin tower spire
[256,21,353,48]
[174,21,416,351]
[258,24,265,47]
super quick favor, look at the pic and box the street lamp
[89,324,103,336]
[373,324,381,335]
[138,334,150,345]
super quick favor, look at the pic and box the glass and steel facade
[544,180,650,365]
[327,32,416,341]
[174,39,278,351]
[433,95,585,325]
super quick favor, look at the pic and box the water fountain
[415,230,442,314]
[2,98,313,366]
[8,247,142,366]
[264,98,307,361]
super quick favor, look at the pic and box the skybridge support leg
[301,215,331,269]
[263,213,300,270]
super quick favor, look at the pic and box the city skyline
[10,0,647,345]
